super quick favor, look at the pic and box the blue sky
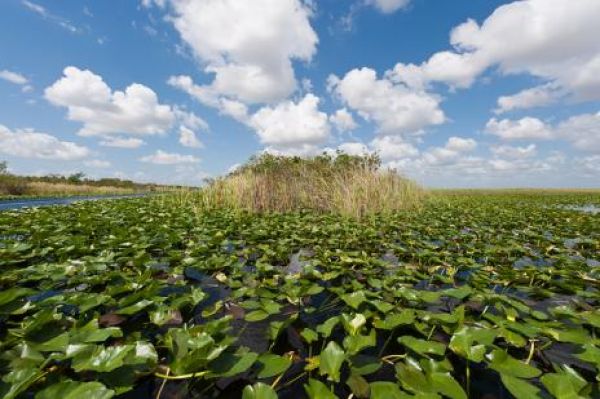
[1,0,599,187]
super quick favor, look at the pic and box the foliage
[0,191,598,397]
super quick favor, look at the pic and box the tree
[0,160,7,175]
[67,172,86,183]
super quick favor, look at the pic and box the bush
[193,152,424,218]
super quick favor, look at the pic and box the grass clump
[196,152,424,217]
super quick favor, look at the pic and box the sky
[0,0,599,188]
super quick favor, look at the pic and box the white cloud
[160,0,318,104]
[84,159,111,168]
[491,144,537,159]
[555,111,600,153]
[337,142,369,156]
[446,136,477,152]
[366,0,410,14]
[0,124,89,160]
[46,67,174,138]
[250,93,330,148]
[173,107,208,131]
[22,0,81,33]
[179,126,203,148]
[0,70,28,85]
[576,155,600,176]
[369,136,419,160]
[168,75,251,123]
[495,84,564,114]
[422,137,478,166]
[329,67,445,135]
[389,0,600,105]
[329,108,358,132]
[139,150,200,164]
[485,117,553,140]
[263,143,324,157]
[219,99,250,123]
[99,137,145,148]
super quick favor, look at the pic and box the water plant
[0,191,598,398]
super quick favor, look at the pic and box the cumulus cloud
[249,94,330,148]
[486,111,600,153]
[45,66,174,137]
[139,150,200,164]
[328,67,445,135]
[99,137,145,148]
[337,142,369,156]
[389,0,600,106]
[0,124,89,160]
[369,136,419,160]
[495,84,564,114]
[491,144,537,159]
[159,0,317,104]
[555,111,600,153]
[179,126,203,148]
[485,117,553,140]
[422,137,477,166]
[329,108,358,132]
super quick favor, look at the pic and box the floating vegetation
[0,191,598,398]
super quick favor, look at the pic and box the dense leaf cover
[0,192,598,398]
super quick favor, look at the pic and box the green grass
[0,191,598,398]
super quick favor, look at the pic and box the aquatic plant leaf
[398,336,446,357]
[304,378,337,399]
[208,350,258,377]
[500,375,542,399]
[346,373,370,398]
[257,353,292,379]
[486,350,541,379]
[1,368,41,399]
[373,310,415,330]
[369,382,407,399]
[71,344,134,372]
[116,299,153,315]
[343,329,376,355]
[341,313,367,336]
[35,380,115,399]
[319,341,345,382]
[449,326,496,362]
[341,291,366,309]
[245,310,269,322]
[576,344,600,370]
[301,328,319,344]
[242,382,278,399]
[540,366,588,399]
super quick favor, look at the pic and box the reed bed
[166,153,424,218]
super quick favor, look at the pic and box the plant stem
[154,370,209,380]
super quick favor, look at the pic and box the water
[0,194,148,211]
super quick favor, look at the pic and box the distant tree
[67,172,86,183]
[0,160,8,175]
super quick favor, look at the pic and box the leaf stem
[154,370,209,380]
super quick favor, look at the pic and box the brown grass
[173,153,424,218]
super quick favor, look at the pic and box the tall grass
[176,153,424,218]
